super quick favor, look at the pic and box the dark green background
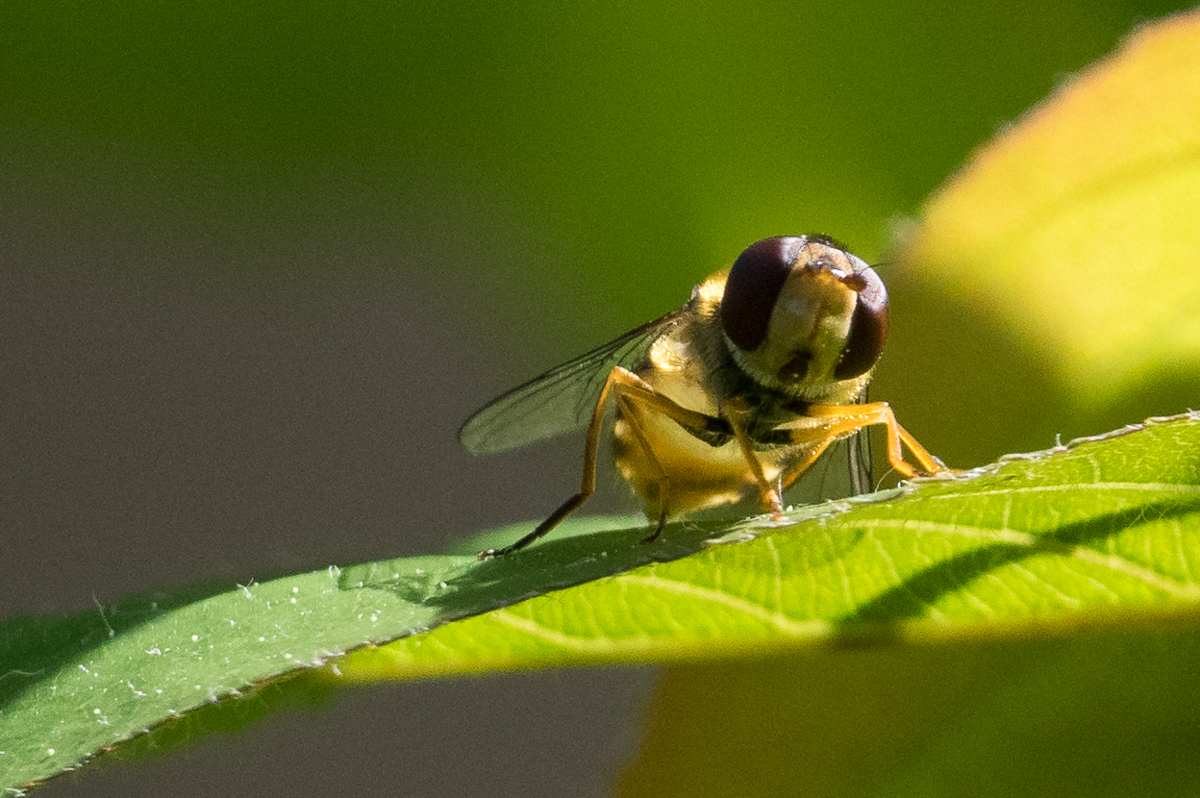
[1,2,1188,795]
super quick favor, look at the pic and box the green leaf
[7,411,1197,792]
[341,412,1200,681]
[0,567,447,792]
[899,10,1200,404]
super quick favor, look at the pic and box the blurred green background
[2,1,1192,796]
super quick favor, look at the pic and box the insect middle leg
[479,366,720,558]
[721,395,786,518]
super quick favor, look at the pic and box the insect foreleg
[797,402,944,479]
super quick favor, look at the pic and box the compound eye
[834,269,889,379]
[721,237,805,352]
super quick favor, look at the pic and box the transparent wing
[847,386,874,495]
[459,308,688,455]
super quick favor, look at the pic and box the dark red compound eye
[721,236,805,353]
[833,268,889,380]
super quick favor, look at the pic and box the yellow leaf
[900,10,1200,404]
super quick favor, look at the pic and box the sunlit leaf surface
[900,9,1200,401]
[345,413,1200,678]
[3,413,1199,791]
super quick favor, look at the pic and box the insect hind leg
[480,366,711,558]
[613,393,673,543]
[478,368,624,559]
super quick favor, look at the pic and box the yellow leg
[615,393,675,542]
[481,366,725,558]
[721,396,784,517]
[775,437,840,496]
[799,402,944,479]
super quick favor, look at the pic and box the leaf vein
[617,575,831,635]
[921,482,1200,501]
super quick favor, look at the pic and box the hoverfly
[460,235,945,558]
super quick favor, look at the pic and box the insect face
[720,236,888,400]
